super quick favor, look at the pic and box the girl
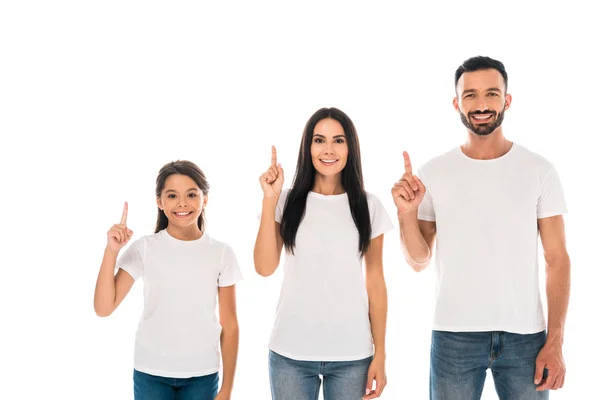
[254,108,393,400]
[94,160,241,400]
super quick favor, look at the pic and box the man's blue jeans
[430,330,549,400]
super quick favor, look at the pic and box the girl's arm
[364,234,388,399]
[216,285,239,399]
[94,248,135,317]
[94,202,136,317]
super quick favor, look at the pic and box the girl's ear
[202,194,208,209]
[156,197,163,210]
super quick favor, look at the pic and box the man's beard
[460,108,505,136]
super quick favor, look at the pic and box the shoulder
[202,233,236,258]
[127,232,157,249]
[365,191,387,212]
[512,143,556,174]
[118,232,160,261]
[138,230,169,248]
[365,191,383,205]
[202,233,229,249]
[418,147,461,177]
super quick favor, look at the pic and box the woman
[254,108,393,400]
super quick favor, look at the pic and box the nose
[475,97,489,112]
[323,143,334,155]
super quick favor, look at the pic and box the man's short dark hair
[455,56,508,90]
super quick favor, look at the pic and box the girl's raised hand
[107,202,133,253]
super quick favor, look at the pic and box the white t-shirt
[417,143,567,333]
[269,190,394,361]
[118,229,242,378]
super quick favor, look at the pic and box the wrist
[104,246,119,258]
[546,328,565,345]
[397,210,418,220]
[263,194,279,204]
[218,386,232,396]
[374,348,386,360]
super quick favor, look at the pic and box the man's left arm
[535,215,571,391]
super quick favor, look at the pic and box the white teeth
[321,159,337,163]
[473,115,491,119]
[175,212,191,216]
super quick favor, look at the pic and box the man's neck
[461,128,512,160]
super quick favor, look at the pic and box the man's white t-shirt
[118,229,242,378]
[417,143,567,333]
[269,190,394,361]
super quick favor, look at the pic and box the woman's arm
[254,146,285,277]
[253,198,284,277]
[364,234,388,399]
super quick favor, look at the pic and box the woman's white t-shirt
[269,190,394,361]
[118,229,242,378]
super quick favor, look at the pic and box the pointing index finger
[271,146,277,167]
[120,201,128,224]
[403,151,413,175]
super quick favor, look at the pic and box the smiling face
[454,68,512,136]
[310,117,349,178]
[156,173,207,229]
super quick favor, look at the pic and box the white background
[1,1,598,399]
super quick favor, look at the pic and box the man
[392,56,570,399]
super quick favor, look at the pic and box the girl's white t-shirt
[269,190,394,361]
[117,229,242,378]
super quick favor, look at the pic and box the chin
[316,169,342,177]
[167,218,195,227]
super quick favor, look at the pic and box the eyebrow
[313,133,346,139]
[165,188,199,193]
[462,87,502,95]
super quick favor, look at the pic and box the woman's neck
[311,174,345,195]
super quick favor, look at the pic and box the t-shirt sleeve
[274,190,288,224]
[116,238,145,281]
[257,190,288,223]
[369,193,395,239]
[218,244,243,287]
[537,164,567,219]
[417,168,436,222]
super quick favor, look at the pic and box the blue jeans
[269,350,373,400]
[430,330,549,400]
[133,369,218,400]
